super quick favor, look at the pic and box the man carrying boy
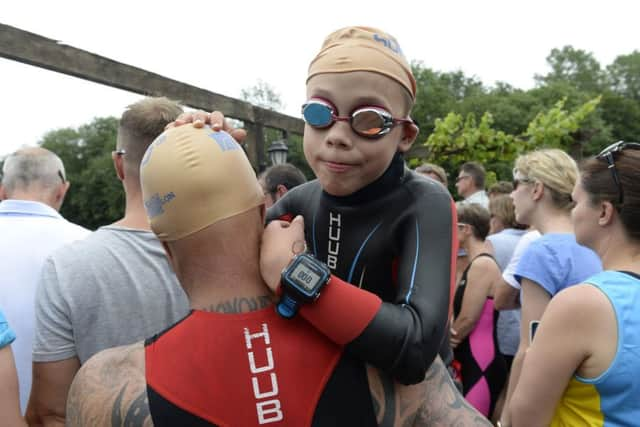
[179,26,457,385]
[66,125,488,426]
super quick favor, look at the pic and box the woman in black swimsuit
[450,203,507,418]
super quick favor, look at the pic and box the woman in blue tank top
[498,148,603,427]
[510,142,640,426]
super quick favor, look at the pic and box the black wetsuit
[267,154,456,385]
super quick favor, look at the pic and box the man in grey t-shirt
[27,97,190,427]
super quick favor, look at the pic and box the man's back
[33,224,189,364]
[67,308,489,427]
[0,199,89,411]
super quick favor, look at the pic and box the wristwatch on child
[276,253,331,319]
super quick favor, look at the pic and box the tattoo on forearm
[416,358,492,426]
[205,295,272,313]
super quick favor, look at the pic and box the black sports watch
[276,253,331,319]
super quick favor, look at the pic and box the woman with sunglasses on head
[498,148,603,427]
[510,142,640,426]
[450,202,507,418]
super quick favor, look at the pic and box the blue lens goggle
[301,99,412,139]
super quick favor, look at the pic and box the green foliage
[524,96,601,149]
[420,112,517,190]
[535,46,605,93]
[40,117,123,229]
[415,97,602,194]
[606,51,640,101]
[32,45,639,225]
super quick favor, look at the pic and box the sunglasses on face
[301,98,413,139]
[596,141,640,206]
[512,177,534,190]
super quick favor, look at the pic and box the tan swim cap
[140,126,264,241]
[307,26,416,100]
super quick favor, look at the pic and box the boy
[183,26,456,385]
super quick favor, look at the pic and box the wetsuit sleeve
[265,194,293,224]
[301,192,457,385]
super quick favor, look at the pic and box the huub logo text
[327,212,341,270]
[244,323,283,424]
[373,33,403,55]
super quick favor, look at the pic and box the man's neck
[112,190,151,230]
[464,188,482,199]
[181,258,275,314]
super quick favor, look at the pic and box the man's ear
[0,185,6,200]
[53,181,71,210]
[112,152,125,181]
[599,201,616,226]
[275,184,288,200]
[397,122,419,153]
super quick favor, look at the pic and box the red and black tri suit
[145,309,377,426]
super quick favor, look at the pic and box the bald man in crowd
[0,147,89,413]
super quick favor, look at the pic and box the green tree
[411,64,485,136]
[524,96,602,155]
[607,51,640,101]
[240,79,286,111]
[535,46,605,94]
[413,97,601,194]
[416,112,517,190]
[40,117,123,229]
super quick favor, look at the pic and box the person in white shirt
[456,161,489,209]
[0,147,89,413]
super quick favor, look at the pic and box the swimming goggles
[301,98,413,139]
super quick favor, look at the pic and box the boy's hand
[260,215,306,292]
[449,327,461,349]
[165,110,247,143]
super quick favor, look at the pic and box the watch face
[290,262,322,292]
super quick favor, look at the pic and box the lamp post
[267,139,289,165]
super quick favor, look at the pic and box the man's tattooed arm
[368,356,491,427]
[414,356,492,426]
[367,365,423,427]
[66,342,152,427]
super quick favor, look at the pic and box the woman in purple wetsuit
[450,203,507,418]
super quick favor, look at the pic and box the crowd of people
[1,24,638,427]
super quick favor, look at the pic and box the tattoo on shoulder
[112,383,151,427]
[204,295,272,313]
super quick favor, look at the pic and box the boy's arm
[262,191,456,385]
